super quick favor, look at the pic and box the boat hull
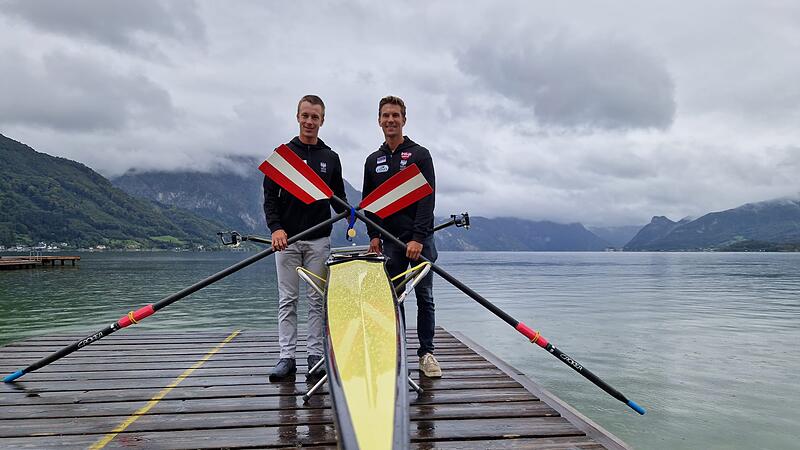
[325,255,408,449]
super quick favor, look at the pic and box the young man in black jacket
[362,95,441,378]
[263,95,347,381]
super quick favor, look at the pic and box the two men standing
[263,94,441,381]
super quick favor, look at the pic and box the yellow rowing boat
[325,253,409,449]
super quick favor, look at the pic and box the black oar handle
[4,210,351,383]
[331,196,644,415]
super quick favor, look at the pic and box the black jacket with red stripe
[362,137,436,242]
[263,137,347,240]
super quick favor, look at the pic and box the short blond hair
[297,95,325,117]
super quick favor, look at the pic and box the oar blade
[259,144,333,204]
[359,163,432,218]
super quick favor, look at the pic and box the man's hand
[271,230,288,252]
[406,240,423,261]
[369,237,382,255]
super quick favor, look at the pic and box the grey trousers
[274,237,330,359]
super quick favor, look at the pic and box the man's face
[297,101,324,141]
[379,104,405,139]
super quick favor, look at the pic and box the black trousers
[383,236,438,357]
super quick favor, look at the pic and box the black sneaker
[307,354,326,377]
[269,358,296,382]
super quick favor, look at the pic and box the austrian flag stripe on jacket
[259,144,333,204]
[358,163,433,218]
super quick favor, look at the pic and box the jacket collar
[290,136,330,151]
[378,136,415,154]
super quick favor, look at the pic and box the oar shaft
[244,236,272,245]
[333,196,644,414]
[432,218,456,233]
[3,324,119,381]
[4,210,351,382]
[547,344,643,413]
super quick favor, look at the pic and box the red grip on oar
[117,305,155,328]
[516,322,549,348]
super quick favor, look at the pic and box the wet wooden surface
[0,329,628,449]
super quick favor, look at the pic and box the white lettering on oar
[78,331,105,348]
[560,353,584,371]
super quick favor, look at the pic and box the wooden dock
[0,256,80,270]
[0,329,630,449]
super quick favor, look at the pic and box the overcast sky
[1,1,798,226]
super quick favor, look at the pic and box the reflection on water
[2,251,799,449]
[0,252,279,342]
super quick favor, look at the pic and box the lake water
[1,251,798,449]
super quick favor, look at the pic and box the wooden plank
[4,368,500,393]
[0,339,467,354]
[453,332,632,450]
[6,328,453,344]
[0,417,582,449]
[0,401,558,437]
[410,436,606,449]
[0,345,474,358]
[2,335,462,348]
[0,389,539,419]
[0,353,486,374]
[0,328,628,449]
[1,382,536,407]
[0,378,524,406]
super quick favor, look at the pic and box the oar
[432,212,470,232]
[330,196,645,415]
[4,210,351,383]
[217,231,272,247]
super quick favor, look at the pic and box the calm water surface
[1,251,798,449]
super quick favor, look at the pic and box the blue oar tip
[627,400,646,415]
[3,370,25,383]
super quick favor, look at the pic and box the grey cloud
[2,0,205,56]
[457,31,676,130]
[0,50,177,131]
[1,1,799,228]
[577,151,657,180]
[216,99,295,157]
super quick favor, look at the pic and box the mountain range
[625,200,800,251]
[0,134,224,249]
[112,161,614,251]
[3,132,799,251]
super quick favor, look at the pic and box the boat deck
[0,329,629,449]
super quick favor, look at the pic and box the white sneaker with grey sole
[419,353,442,378]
